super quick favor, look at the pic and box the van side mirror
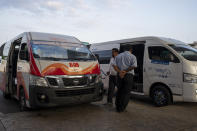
[20,50,29,61]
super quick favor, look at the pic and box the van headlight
[96,75,102,83]
[30,75,48,87]
[183,73,197,84]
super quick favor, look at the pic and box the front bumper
[29,82,104,108]
[183,83,197,102]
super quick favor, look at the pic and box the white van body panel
[182,61,197,102]
[91,36,197,103]
[144,40,183,96]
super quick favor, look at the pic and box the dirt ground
[0,95,197,131]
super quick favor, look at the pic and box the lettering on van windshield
[69,62,79,67]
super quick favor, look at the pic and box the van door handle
[144,68,146,72]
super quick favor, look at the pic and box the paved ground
[0,92,197,131]
[0,92,20,114]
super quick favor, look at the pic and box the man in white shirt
[105,48,119,106]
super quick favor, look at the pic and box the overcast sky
[0,0,196,45]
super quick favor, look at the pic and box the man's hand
[119,71,126,79]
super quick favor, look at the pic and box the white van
[0,32,103,110]
[90,36,197,106]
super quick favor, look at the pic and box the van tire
[151,85,172,107]
[3,92,11,99]
[19,88,28,111]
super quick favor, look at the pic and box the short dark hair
[128,46,133,51]
[112,48,119,53]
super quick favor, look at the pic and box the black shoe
[116,108,122,113]
[104,102,113,106]
[116,107,126,113]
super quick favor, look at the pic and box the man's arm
[113,65,127,79]
[113,56,121,73]
[113,55,126,78]
[124,56,137,72]
[124,66,136,73]
[107,58,112,75]
[113,65,121,73]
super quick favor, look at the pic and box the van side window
[93,50,112,64]
[0,43,5,57]
[0,43,5,63]
[3,41,12,59]
[148,46,179,62]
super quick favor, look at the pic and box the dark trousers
[107,75,117,103]
[115,74,133,112]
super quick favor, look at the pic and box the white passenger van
[90,37,197,106]
[0,32,103,110]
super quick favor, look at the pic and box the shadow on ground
[0,92,20,114]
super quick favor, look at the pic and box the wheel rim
[154,90,167,105]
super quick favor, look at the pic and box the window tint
[20,43,28,51]
[32,41,95,61]
[169,45,197,61]
[19,43,28,60]
[148,46,178,62]
[0,43,5,56]
[93,50,112,64]
[120,41,145,53]
[3,41,12,58]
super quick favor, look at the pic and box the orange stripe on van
[41,63,100,76]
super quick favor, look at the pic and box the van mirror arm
[95,54,100,62]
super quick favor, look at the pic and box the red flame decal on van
[29,46,41,76]
[41,63,100,76]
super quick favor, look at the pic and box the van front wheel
[152,86,171,107]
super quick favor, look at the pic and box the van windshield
[31,41,95,61]
[169,44,197,61]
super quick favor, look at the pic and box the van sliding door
[120,41,145,93]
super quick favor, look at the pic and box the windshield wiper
[39,57,65,61]
[37,57,95,61]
